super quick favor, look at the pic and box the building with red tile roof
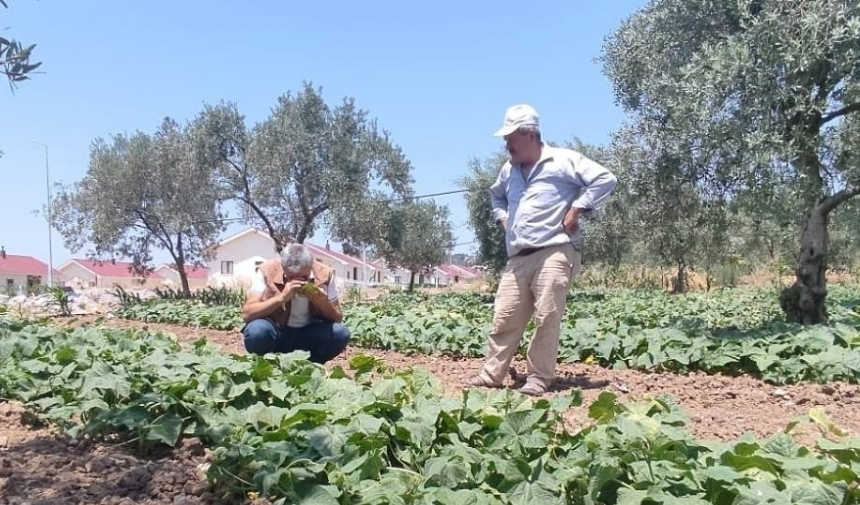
[0,246,62,293]
[57,258,161,289]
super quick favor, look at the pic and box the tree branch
[129,209,176,258]
[220,148,284,250]
[820,102,860,125]
[818,184,860,215]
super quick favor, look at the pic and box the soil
[2,315,859,504]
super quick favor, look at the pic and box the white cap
[493,104,540,136]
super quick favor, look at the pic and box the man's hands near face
[280,280,305,303]
[300,282,325,303]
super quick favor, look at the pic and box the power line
[52,185,490,233]
[380,187,476,203]
[132,186,488,227]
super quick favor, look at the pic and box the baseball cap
[493,104,540,136]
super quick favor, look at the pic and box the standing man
[465,104,617,396]
[241,243,350,364]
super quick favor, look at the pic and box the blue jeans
[242,319,350,364]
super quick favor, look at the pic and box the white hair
[518,124,542,141]
[280,243,313,274]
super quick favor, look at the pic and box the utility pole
[30,141,52,287]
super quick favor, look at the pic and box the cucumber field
[1,286,859,504]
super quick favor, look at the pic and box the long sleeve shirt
[490,145,618,258]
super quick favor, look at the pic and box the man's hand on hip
[563,207,583,234]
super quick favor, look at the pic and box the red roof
[68,258,145,278]
[305,243,377,270]
[0,253,60,277]
[435,264,479,279]
[447,264,480,278]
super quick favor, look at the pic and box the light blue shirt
[490,145,618,258]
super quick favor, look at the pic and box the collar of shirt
[516,144,556,182]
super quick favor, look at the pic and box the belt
[516,247,544,257]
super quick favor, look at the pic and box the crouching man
[241,243,350,364]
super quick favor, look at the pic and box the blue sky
[0,0,645,269]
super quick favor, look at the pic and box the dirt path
[2,315,858,504]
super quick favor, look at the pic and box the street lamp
[30,141,52,288]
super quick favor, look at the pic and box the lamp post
[30,141,52,288]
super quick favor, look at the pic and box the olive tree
[602,0,860,323]
[1,0,40,91]
[194,82,414,251]
[53,118,225,296]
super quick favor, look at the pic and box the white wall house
[153,264,209,290]
[371,260,481,288]
[304,243,380,288]
[0,247,61,294]
[444,264,480,285]
[205,227,379,293]
[370,259,412,287]
[57,258,161,289]
[206,228,279,289]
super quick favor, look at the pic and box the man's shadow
[508,368,610,392]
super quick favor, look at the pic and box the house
[370,259,412,287]
[206,228,279,289]
[206,227,379,291]
[153,264,209,290]
[369,258,483,288]
[443,264,481,285]
[0,247,62,294]
[57,258,162,289]
[305,242,379,286]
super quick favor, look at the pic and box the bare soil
[2,315,859,504]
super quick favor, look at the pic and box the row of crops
[1,311,859,504]
[117,286,860,385]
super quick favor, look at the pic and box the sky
[0,0,646,270]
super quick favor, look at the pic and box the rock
[772,388,789,397]
[0,286,159,318]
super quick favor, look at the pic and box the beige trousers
[480,243,581,387]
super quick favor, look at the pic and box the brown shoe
[462,374,502,388]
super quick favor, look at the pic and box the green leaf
[808,408,848,437]
[297,484,339,505]
[349,354,382,376]
[424,456,469,488]
[732,481,792,505]
[146,412,183,447]
[507,479,563,505]
[617,487,648,505]
[54,346,77,365]
[588,391,619,422]
[786,479,845,505]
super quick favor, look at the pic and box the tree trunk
[671,259,687,294]
[780,206,829,324]
[176,262,191,298]
[408,270,416,292]
[173,234,192,298]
